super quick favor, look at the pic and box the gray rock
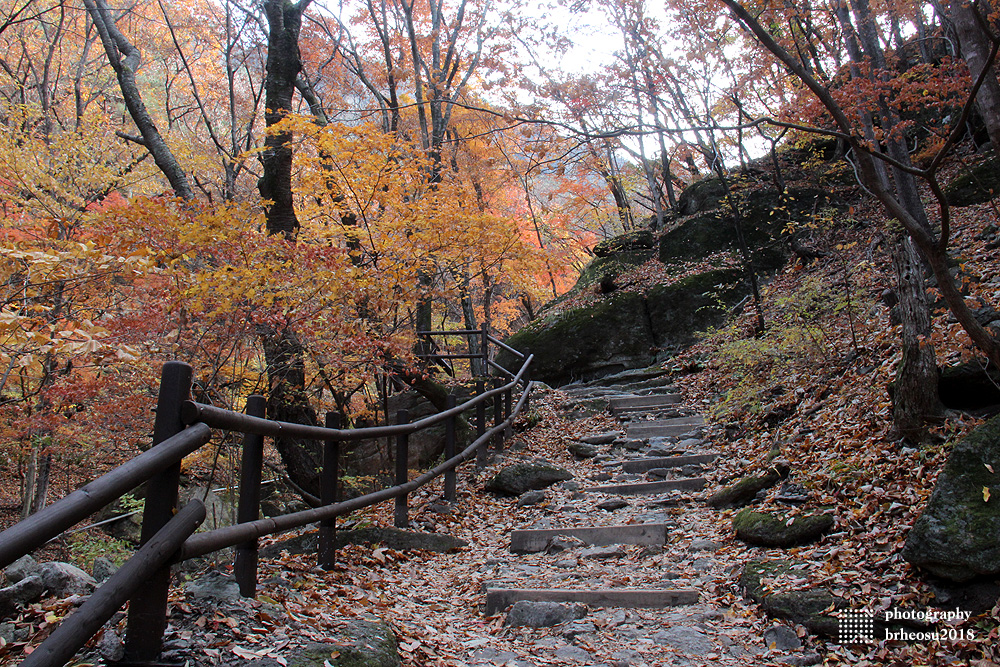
[504,601,587,628]
[4,555,37,584]
[288,620,400,667]
[0,575,45,617]
[545,535,587,554]
[581,545,625,559]
[647,444,679,456]
[653,626,714,654]
[591,472,613,483]
[561,480,581,492]
[785,651,822,666]
[764,625,802,651]
[554,558,578,568]
[470,647,522,665]
[561,620,596,638]
[184,571,241,602]
[486,461,573,496]
[677,438,703,450]
[552,645,593,662]
[902,414,1000,582]
[92,556,117,582]
[689,539,721,552]
[0,622,15,644]
[597,499,629,511]
[567,442,600,458]
[99,628,126,662]
[38,562,96,597]
[580,432,621,445]
[517,490,547,507]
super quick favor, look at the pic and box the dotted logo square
[839,610,875,643]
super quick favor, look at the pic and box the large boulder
[902,415,1000,582]
[943,153,1000,207]
[739,559,842,637]
[485,460,573,495]
[677,177,728,216]
[592,230,655,257]
[660,187,837,273]
[938,362,1000,411]
[498,270,746,387]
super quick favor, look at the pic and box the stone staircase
[485,372,722,622]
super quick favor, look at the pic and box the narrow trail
[129,369,823,667]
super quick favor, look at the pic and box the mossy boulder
[943,153,1000,207]
[499,270,748,387]
[645,269,747,354]
[707,462,790,509]
[739,559,842,637]
[660,187,837,272]
[593,230,655,257]
[288,620,399,667]
[677,177,728,215]
[499,291,656,386]
[486,460,573,496]
[902,415,1000,582]
[733,509,834,547]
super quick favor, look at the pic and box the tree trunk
[891,236,944,441]
[948,0,1000,149]
[259,0,310,240]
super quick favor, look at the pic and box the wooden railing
[0,336,532,667]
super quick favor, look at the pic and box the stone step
[510,523,670,553]
[608,394,682,411]
[583,477,708,495]
[626,416,705,439]
[485,588,699,615]
[621,453,720,474]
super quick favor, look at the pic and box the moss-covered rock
[572,250,657,295]
[733,509,834,547]
[943,153,1000,207]
[677,177,728,215]
[485,460,573,495]
[902,415,1000,582]
[660,187,836,272]
[645,269,747,355]
[499,291,656,386]
[706,463,790,509]
[288,621,399,667]
[738,559,842,637]
[593,230,655,257]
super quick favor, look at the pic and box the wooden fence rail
[0,332,532,667]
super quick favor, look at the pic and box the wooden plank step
[583,477,708,495]
[627,416,705,439]
[485,588,699,615]
[510,523,670,553]
[608,394,682,411]
[621,453,719,474]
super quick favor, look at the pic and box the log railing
[0,335,532,667]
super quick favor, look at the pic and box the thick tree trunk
[259,0,310,240]
[948,0,1000,148]
[259,323,322,496]
[891,236,944,441]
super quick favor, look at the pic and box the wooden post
[493,378,504,454]
[235,395,266,598]
[21,500,206,667]
[475,380,487,468]
[319,411,341,570]
[394,410,409,528]
[480,324,489,375]
[504,386,513,438]
[444,395,457,503]
[124,361,192,663]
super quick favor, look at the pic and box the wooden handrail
[0,424,212,570]
[0,337,534,665]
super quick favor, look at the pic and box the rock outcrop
[902,415,1000,582]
